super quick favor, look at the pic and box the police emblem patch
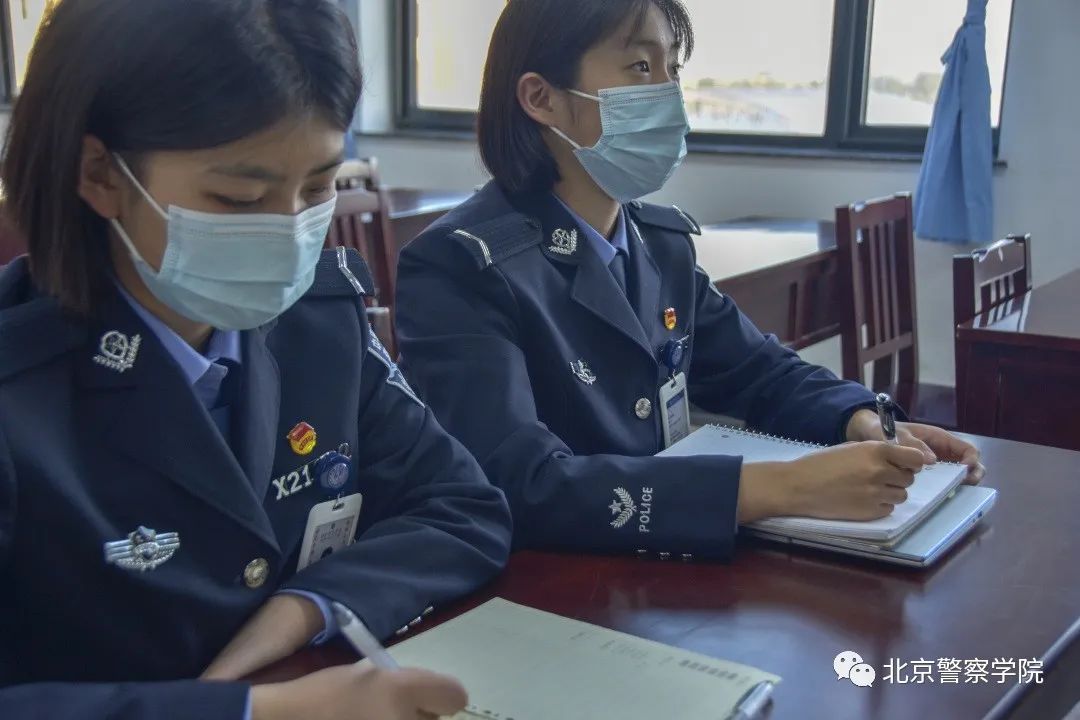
[570,359,597,385]
[548,228,578,256]
[93,331,141,373]
[366,330,423,407]
[104,526,180,572]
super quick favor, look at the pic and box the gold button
[635,398,653,419]
[243,558,269,589]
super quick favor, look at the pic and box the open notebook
[659,425,966,544]
[390,598,780,720]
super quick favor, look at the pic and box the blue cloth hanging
[914,0,994,244]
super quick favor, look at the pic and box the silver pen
[332,601,400,669]
[729,680,774,720]
[875,393,899,444]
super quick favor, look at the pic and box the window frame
[397,0,1013,155]
[0,0,15,105]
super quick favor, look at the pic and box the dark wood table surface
[257,432,1080,720]
[695,218,841,349]
[384,188,473,295]
[957,269,1080,451]
[386,188,473,222]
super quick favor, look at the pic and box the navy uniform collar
[550,193,629,266]
[75,285,279,549]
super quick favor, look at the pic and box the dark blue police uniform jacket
[396,182,876,562]
[0,250,511,719]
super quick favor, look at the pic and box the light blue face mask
[110,155,335,330]
[550,80,690,203]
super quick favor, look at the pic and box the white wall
[351,0,1080,386]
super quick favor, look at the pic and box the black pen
[875,393,899,444]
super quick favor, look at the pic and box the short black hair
[478,0,693,197]
[1,0,362,315]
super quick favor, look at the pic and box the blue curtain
[914,0,994,245]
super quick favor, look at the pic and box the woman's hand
[251,664,468,720]
[847,409,985,484]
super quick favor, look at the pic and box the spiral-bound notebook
[390,598,780,720]
[660,425,967,544]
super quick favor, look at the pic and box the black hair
[1,0,363,315]
[477,0,693,197]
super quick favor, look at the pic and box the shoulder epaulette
[307,247,376,298]
[447,212,544,270]
[628,201,702,236]
[0,297,86,381]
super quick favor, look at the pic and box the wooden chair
[335,157,381,191]
[325,183,399,355]
[836,193,956,428]
[952,234,1032,430]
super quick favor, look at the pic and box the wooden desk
[256,433,1080,720]
[386,188,472,292]
[956,269,1080,451]
[695,219,840,349]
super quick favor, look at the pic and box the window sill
[355,129,1007,168]
[685,140,1008,167]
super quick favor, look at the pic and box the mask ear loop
[112,154,169,220]
[548,87,601,150]
[109,154,169,270]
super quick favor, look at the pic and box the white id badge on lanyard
[296,493,363,572]
[659,372,691,449]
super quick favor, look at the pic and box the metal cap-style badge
[287,422,317,456]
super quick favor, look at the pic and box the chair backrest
[335,157,381,191]
[835,193,919,396]
[952,234,1031,327]
[951,234,1032,431]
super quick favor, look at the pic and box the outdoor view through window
[414,0,1012,134]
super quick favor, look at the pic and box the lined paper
[390,598,780,720]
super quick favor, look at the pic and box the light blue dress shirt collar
[114,282,242,383]
[552,194,629,265]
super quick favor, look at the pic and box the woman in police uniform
[0,1,510,719]
[395,0,983,562]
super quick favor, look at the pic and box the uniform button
[409,616,423,627]
[243,558,269,589]
[395,625,410,636]
[422,606,435,616]
[681,553,694,562]
[658,552,671,561]
[635,398,653,419]
[636,549,649,557]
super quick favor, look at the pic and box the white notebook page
[659,425,965,542]
[390,598,780,720]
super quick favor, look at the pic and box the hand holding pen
[328,601,468,720]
